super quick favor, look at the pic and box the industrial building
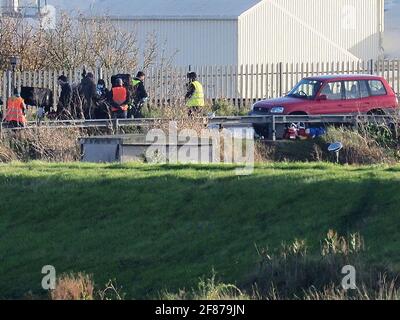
[0,0,389,66]
[84,0,385,66]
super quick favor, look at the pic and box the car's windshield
[287,79,322,100]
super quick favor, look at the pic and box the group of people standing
[57,71,148,120]
[2,69,206,127]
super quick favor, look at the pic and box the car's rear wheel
[253,124,270,140]
[367,109,386,116]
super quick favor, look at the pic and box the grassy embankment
[0,162,399,299]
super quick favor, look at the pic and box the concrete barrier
[80,134,215,164]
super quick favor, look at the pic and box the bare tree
[0,12,158,72]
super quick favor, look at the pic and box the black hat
[187,72,197,80]
[58,75,68,82]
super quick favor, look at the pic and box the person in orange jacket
[5,89,27,127]
[108,78,130,119]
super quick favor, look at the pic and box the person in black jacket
[57,75,72,119]
[129,71,148,118]
[94,79,111,119]
[80,72,98,119]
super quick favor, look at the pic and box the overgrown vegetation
[50,273,94,300]
[163,231,400,300]
[254,122,400,164]
[211,99,251,116]
[49,273,124,300]
[47,230,400,300]
[161,271,250,300]
[321,125,399,164]
[1,128,82,162]
[0,142,16,162]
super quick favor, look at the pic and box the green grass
[0,161,400,299]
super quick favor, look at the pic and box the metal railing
[1,114,398,141]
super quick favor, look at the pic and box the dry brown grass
[303,276,400,300]
[6,127,83,162]
[149,104,210,135]
[254,141,274,162]
[322,126,392,165]
[163,231,400,301]
[253,125,396,164]
[0,141,16,162]
[161,271,251,300]
[254,140,325,163]
[51,273,94,300]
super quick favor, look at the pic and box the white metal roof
[48,0,261,19]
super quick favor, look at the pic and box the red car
[251,75,399,116]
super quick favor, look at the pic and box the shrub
[6,127,82,162]
[0,140,16,162]
[147,104,209,134]
[246,230,399,300]
[303,276,400,300]
[51,273,94,300]
[361,123,398,148]
[162,231,393,300]
[254,140,323,163]
[98,280,125,300]
[319,126,393,165]
[212,99,250,116]
[161,271,250,300]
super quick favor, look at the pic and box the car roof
[305,74,385,81]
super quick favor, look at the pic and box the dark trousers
[112,110,127,119]
[5,121,25,128]
[128,102,144,119]
[188,106,201,117]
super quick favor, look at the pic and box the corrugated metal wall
[114,19,238,67]
[238,0,383,65]
[275,0,384,60]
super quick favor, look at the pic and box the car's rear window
[368,80,387,96]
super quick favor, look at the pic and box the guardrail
[0,114,398,141]
[209,114,399,140]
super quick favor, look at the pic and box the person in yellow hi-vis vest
[185,72,205,115]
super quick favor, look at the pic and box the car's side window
[344,81,361,100]
[368,80,387,96]
[359,80,370,98]
[320,81,342,100]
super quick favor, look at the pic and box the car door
[341,80,363,114]
[367,79,392,112]
[313,81,345,114]
[357,80,374,113]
